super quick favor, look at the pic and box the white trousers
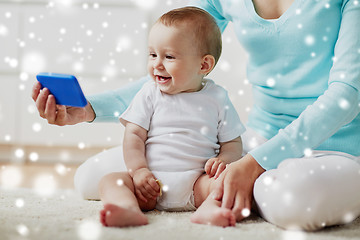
[74,128,360,231]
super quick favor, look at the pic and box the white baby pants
[74,128,360,231]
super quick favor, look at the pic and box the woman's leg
[254,152,360,231]
[74,145,126,199]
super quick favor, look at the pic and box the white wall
[0,0,252,163]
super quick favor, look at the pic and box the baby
[98,6,245,228]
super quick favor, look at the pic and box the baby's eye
[166,55,175,59]
[149,53,157,58]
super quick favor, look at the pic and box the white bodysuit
[120,80,245,210]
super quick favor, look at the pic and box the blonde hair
[157,7,222,66]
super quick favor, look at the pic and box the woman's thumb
[211,175,224,200]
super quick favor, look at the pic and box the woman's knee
[74,146,126,200]
[254,155,360,231]
[74,158,102,200]
[254,171,321,230]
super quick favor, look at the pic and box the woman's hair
[157,6,222,66]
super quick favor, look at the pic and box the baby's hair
[157,6,222,66]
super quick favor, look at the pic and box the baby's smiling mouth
[156,75,171,84]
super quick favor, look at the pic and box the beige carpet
[1,188,360,240]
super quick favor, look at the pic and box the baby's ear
[200,55,216,75]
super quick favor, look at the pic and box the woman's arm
[251,83,360,170]
[87,75,150,123]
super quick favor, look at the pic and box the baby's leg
[254,153,360,231]
[190,174,236,227]
[98,172,156,227]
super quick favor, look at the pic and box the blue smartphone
[36,73,87,107]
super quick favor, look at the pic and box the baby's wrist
[130,167,149,178]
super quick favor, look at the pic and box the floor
[2,166,360,240]
[2,162,360,240]
[0,162,78,190]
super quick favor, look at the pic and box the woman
[32,0,360,231]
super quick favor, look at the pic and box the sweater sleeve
[87,75,150,122]
[250,0,360,170]
[188,0,229,32]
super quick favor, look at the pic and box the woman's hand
[132,168,160,203]
[212,154,265,221]
[32,81,95,125]
[205,157,227,179]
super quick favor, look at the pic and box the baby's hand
[205,158,227,179]
[132,168,160,203]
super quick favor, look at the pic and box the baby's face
[147,23,204,95]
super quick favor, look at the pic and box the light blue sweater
[88,0,360,170]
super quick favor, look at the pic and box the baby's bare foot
[190,198,236,227]
[100,203,148,227]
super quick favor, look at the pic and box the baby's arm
[123,122,160,202]
[205,137,243,179]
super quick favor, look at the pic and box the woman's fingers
[33,81,89,126]
[36,88,50,118]
[44,95,57,124]
[33,85,70,126]
[243,197,252,218]
[232,195,252,221]
[31,81,41,102]
[220,163,237,209]
[221,175,236,209]
[212,171,225,200]
[232,195,244,220]
[55,105,68,126]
